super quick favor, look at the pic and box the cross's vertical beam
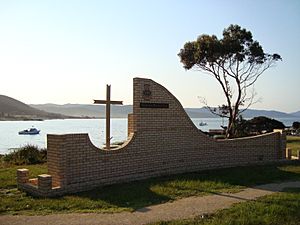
[93,85,122,150]
[106,85,111,150]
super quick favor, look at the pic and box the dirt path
[1,181,300,225]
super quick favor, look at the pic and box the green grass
[0,162,300,215]
[287,135,300,157]
[151,188,300,225]
[0,164,47,189]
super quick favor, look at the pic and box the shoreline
[0,116,107,121]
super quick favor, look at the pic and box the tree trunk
[226,113,233,138]
[226,111,237,138]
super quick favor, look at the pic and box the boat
[199,121,207,126]
[18,127,40,135]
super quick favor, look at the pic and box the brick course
[17,78,287,197]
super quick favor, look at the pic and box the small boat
[18,127,40,135]
[199,121,207,126]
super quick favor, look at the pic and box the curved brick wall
[17,78,286,196]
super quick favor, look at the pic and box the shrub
[234,116,285,137]
[293,121,300,130]
[111,141,125,146]
[213,135,226,139]
[2,144,47,165]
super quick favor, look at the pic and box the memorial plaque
[140,102,169,108]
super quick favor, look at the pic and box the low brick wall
[17,78,287,197]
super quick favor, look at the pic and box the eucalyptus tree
[178,24,281,138]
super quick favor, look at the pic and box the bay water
[0,117,297,154]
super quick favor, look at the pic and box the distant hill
[185,108,296,118]
[30,103,300,119]
[31,104,132,118]
[241,109,293,118]
[290,111,300,118]
[0,95,68,120]
[184,107,216,118]
[3,93,297,121]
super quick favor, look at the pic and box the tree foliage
[178,24,281,138]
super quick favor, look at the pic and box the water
[0,119,127,154]
[0,117,298,154]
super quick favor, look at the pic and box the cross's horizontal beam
[94,100,123,105]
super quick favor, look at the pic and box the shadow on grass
[65,161,300,210]
[76,180,173,210]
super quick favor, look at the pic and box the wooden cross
[94,85,123,150]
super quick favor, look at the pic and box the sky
[0,0,299,113]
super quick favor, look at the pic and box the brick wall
[17,78,287,197]
[127,113,134,136]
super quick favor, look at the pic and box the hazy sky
[0,0,299,112]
